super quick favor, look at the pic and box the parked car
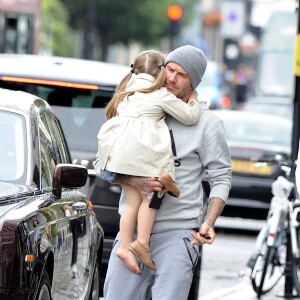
[213,110,292,220]
[240,96,292,119]
[0,54,203,299]
[195,61,233,109]
[0,88,104,299]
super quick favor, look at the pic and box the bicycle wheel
[291,254,300,295]
[251,241,285,297]
[291,214,300,296]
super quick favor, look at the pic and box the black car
[213,110,292,220]
[0,88,104,300]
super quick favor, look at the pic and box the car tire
[36,270,51,300]
[89,259,100,300]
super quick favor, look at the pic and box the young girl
[96,50,202,272]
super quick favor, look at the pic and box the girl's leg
[116,184,142,273]
[129,194,156,270]
[137,195,156,249]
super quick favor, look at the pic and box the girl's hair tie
[130,64,135,73]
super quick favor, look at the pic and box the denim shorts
[100,169,118,182]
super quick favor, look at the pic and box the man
[99,45,232,299]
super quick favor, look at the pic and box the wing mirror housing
[52,163,88,197]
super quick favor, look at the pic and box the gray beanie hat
[164,45,207,89]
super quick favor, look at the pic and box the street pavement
[200,275,300,300]
[100,279,298,300]
[199,216,300,300]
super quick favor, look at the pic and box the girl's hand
[190,90,198,99]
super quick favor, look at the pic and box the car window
[39,113,57,188]
[46,113,71,163]
[46,89,109,153]
[0,111,27,183]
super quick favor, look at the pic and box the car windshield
[0,111,27,183]
[222,115,292,146]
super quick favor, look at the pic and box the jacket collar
[133,73,155,82]
[126,73,155,90]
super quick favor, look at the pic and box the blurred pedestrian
[95,49,201,273]
[103,45,232,300]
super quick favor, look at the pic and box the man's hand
[191,197,225,245]
[113,175,163,195]
[191,222,215,245]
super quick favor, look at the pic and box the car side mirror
[52,163,88,197]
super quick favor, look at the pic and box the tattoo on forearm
[204,198,225,227]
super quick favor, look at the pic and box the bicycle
[247,160,300,298]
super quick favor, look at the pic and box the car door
[38,110,91,299]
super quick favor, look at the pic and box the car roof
[241,96,293,119]
[213,109,292,125]
[244,96,292,104]
[0,87,50,114]
[213,109,292,153]
[0,54,130,87]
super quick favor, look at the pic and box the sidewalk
[200,277,300,300]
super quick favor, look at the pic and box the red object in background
[220,96,232,109]
[167,4,183,21]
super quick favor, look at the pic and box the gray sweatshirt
[119,101,232,233]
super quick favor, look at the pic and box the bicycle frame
[267,206,287,247]
[290,202,300,258]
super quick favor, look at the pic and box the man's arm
[204,197,225,227]
[191,197,225,245]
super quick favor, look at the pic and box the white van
[255,0,297,97]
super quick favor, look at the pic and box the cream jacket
[96,73,202,180]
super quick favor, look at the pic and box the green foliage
[41,0,75,57]
[61,0,198,58]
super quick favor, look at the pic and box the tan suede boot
[129,240,156,270]
[158,173,180,198]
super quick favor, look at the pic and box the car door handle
[72,202,87,211]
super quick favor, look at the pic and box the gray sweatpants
[104,229,200,300]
